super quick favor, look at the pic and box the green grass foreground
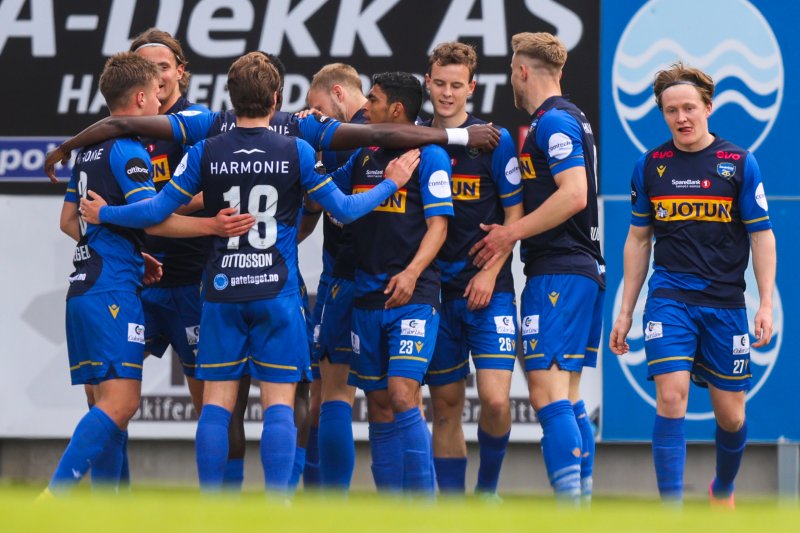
[1,485,798,532]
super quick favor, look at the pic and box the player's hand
[142,252,163,285]
[752,305,773,348]
[212,207,255,238]
[609,314,633,355]
[470,223,516,270]
[384,268,419,309]
[79,190,107,225]
[464,269,496,311]
[384,149,421,189]
[45,145,71,184]
[294,108,322,119]
[466,123,500,151]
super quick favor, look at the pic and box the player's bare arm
[59,201,81,241]
[329,123,499,152]
[45,115,174,183]
[608,224,654,356]
[464,203,524,311]
[470,165,588,268]
[750,228,777,348]
[384,215,448,309]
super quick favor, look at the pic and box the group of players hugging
[41,24,775,510]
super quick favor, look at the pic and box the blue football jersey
[162,127,352,303]
[141,96,211,287]
[519,96,605,288]
[335,144,454,309]
[423,114,522,299]
[64,138,156,298]
[630,136,772,307]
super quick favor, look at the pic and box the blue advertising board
[600,0,799,441]
[0,138,72,181]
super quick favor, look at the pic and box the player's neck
[236,115,271,128]
[431,109,468,129]
[345,95,367,121]
[527,81,561,114]
[159,92,181,115]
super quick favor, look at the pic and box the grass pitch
[1,485,798,532]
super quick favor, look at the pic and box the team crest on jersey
[645,321,663,341]
[353,184,406,213]
[732,334,750,355]
[466,146,481,159]
[494,316,515,334]
[717,162,736,179]
[656,165,667,177]
[151,154,171,183]
[548,291,560,306]
[185,326,200,345]
[519,154,536,180]
[451,175,480,201]
[108,304,120,319]
[521,315,539,335]
[127,323,145,344]
[401,319,426,337]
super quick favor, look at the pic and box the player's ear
[333,84,344,102]
[135,90,146,108]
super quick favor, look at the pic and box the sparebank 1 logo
[612,0,783,153]
[612,267,783,420]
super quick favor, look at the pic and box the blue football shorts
[520,274,604,373]
[643,296,752,391]
[196,293,310,383]
[348,304,439,392]
[66,291,145,385]
[142,284,202,378]
[318,277,356,368]
[426,291,517,386]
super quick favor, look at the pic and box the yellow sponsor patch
[652,196,733,222]
[451,175,480,201]
[519,154,536,180]
[415,341,424,353]
[151,154,171,183]
[108,304,120,319]
[548,291,560,306]
[353,184,406,213]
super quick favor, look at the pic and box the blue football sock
[652,415,686,501]
[434,457,467,494]
[572,400,595,498]
[261,405,297,493]
[303,425,321,489]
[222,458,244,491]
[195,404,232,492]
[319,400,356,490]
[476,427,510,494]
[537,400,582,500]
[289,447,306,492]
[368,421,403,492]
[50,407,120,494]
[712,420,747,497]
[119,431,130,489]
[395,407,434,495]
[90,425,126,490]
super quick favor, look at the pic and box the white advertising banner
[0,195,602,442]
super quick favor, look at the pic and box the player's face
[307,87,347,122]
[363,84,392,124]
[136,45,184,108]
[141,78,161,116]
[660,84,712,151]
[510,53,527,111]
[426,63,475,121]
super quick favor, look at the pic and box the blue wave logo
[612,0,783,153]
[612,266,782,420]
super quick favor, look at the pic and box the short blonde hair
[310,63,363,93]
[653,62,715,110]
[511,32,567,72]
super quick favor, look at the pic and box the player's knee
[716,411,745,433]
[481,394,510,420]
[389,388,418,414]
[656,386,688,413]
